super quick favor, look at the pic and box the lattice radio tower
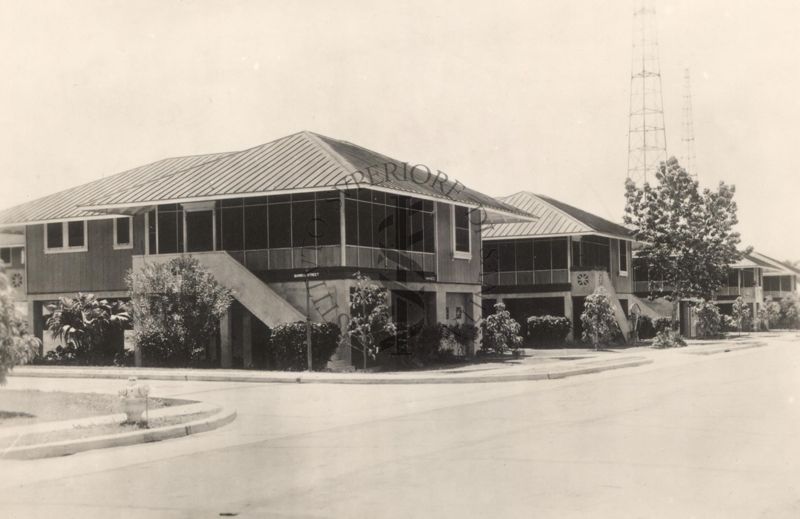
[627,0,668,185]
[681,68,698,179]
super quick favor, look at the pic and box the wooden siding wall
[609,238,633,294]
[26,215,144,295]
[435,202,481,285]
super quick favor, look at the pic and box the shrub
[444,322,478,356]
[580,288,618,350]
[778,297,799,329]
[635,315,656,339]
[407,325,444,362]
[481,302,522,354]
[269,321,341,371]
[126,257,233,367]
[114,349,135,367]
[652,329,686,349]
[694,299,722,338]
[763,301,781,329]
[732,296,752,334]
[721,314,737,333]
[347,272,397,370]
[0,267,39,383]
[45,293,129,365]
[653,317,674,333]
[526,315,571,345]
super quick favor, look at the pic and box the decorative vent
[576,272,590,287]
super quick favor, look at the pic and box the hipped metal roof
[0,131,533,226]
[744,251,800,275]
[0,153,229,226]
[482,191,633,241]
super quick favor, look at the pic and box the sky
[0,0,798,261]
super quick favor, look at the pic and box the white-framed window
[451,204,471,259]
[618,240,628,276]
[113,216,133,250]
[0,247,10,265]
[45,221,88,253]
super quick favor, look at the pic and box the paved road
[2,333,799,518]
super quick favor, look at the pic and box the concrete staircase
[595,271,631,342]
[132,252,304,328]
[627,294,673,320]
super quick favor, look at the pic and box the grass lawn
[0,410,215,449]
[0,389,190,428]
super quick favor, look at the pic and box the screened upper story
[482,237,570,286]
[483,234,630,287]
[138,188,471,278]
[764,275,796,293]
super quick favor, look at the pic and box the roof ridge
[302,131,359,176]
[534,193,627,233]
[522,192,591,232]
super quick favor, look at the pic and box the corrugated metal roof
[750,251,800,275]
[79,131,529,219]
[0,152,229,226]
[483,191,633,240]
[732,252,784,273]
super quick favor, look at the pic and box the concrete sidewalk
[11,353,654,385]
[9,336,774,386]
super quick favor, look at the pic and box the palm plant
[46,293,130,364]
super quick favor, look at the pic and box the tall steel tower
[681,68,698,179]
[627,0,668,185]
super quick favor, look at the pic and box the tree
[45,293,130,364]
[481,302,522,354]
[732,296,751,336]
[0,267,39,384]
[580,288,618,350]
[346,272,397,370]
[126,257,233,366]
[624,157,746,325]
[694,299,722,338]
[778,296,799,329]
[757,300,779,331]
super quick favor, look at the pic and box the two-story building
[633,251,783,333]
[0,131,533,367]
[751,252,799,301]
[481,191,637,342]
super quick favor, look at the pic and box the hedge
[526,315,571,345]
[268,321,341,371]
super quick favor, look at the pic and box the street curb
[682,341,767,356]
[1,407,237,460]
[10,358,654,386]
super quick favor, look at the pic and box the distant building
[481,192,638,342]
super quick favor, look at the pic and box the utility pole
[627,0,668,185]
[681,68,698,179]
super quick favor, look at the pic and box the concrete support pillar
[242,311,253,369]
[220,310,233,369]
[335,284,352,365]
[563,294,574,341]
[29,301,44,357]
[468,289,481,356]
[435,289,447,324]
